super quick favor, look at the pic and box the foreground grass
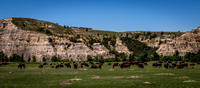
[0,62,200,88]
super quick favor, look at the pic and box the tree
[63,25,67,28]
[120,53,127,61]
[129,53,135,61]
[51,56,57,62]
[20,54,25,62]
[43,57,46,62]
[0,51,5,62]
[114,56,120,62]
[28,57,31,62]
[32,56,36,62]
[10,54,21,62]
[51,56,61,62]
[139,52,148,62]
[153,52,160,61]
[99,56,104,63]
[87,55,93,61]
[173,50,181,61]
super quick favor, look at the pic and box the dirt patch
[127,76,143,79]
[109,69,114,71]
[57,80,72,86]
[57,78,82,86]
[113,76,124,79]
[183,80,197,82]
[154,73,174,76]
[130,69,134,71]
[176,76,190,79]
[79,69,87,70]
[91,76,103,79]
[143,81,151,84]
[70,78,82,81]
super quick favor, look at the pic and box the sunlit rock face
[157,27,200,56]
[0,18,116,61]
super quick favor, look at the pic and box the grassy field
[0,62,200,88]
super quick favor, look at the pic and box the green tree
[120,53,127,61]
[87,55,93,61]
[51,56,57,62]
[139,52,148,62]
[153,52,160,61]
[114,56,120,62]
[99,56,104,63]
[173,50,181,61]
[129,53,135,61]
[28,57,31,62]
[0,51,5,62]
[32,56,36,62]
[43,57,46,62]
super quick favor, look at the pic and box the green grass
[0,62,200,88]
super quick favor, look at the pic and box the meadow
[0,62,200,88]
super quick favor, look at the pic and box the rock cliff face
[156,27,200,56]
[0,18,199,61]
[0,18,116,61]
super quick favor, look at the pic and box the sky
[0,0,200,32]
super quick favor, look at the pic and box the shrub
[51,56,61,62]
[87,55,93,61]
[32,56,36,62]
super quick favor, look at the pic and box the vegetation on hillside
[120,37,157,56]
[11,18,73,36]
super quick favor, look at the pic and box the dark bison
[91,64,102,69]
[112,63,119,68]
[18,63,25,69]
[144,62,147,66]
[152,62,162,68]
[176,64,184,69]
[164,63,169,69]
[73,63,78,69]
[51,66,54,68]
[130,61,139,65]
[120,63,130,68]
[55,64,64,69]
[43,62,48,65]
[80,62,89,68]
[189,63,195,66]
[138,63,144,68]
[65,63,71,68]
[172,62,177,67]
[2,62,9,65]
[39,65,43,68]
[108,63,112,65]
[169,65,174,69]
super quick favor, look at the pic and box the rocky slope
[0,18,126,61]
[157,27,200,56]
[0,17,199,61]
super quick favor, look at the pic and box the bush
[87,55,93,61]
[9,54,23,62]
[51,56,61,62]
[104,58,115,62]
[43,57,46,62]
[32,56,36,62]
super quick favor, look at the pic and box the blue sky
[0,0,200,32]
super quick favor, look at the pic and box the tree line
[1,50,200,62]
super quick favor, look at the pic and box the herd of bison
[1,60,199,69]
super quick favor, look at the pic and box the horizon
[1,0,200,32]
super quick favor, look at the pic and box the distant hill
[0,17,198,61]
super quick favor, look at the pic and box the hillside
[0,17,198,61]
